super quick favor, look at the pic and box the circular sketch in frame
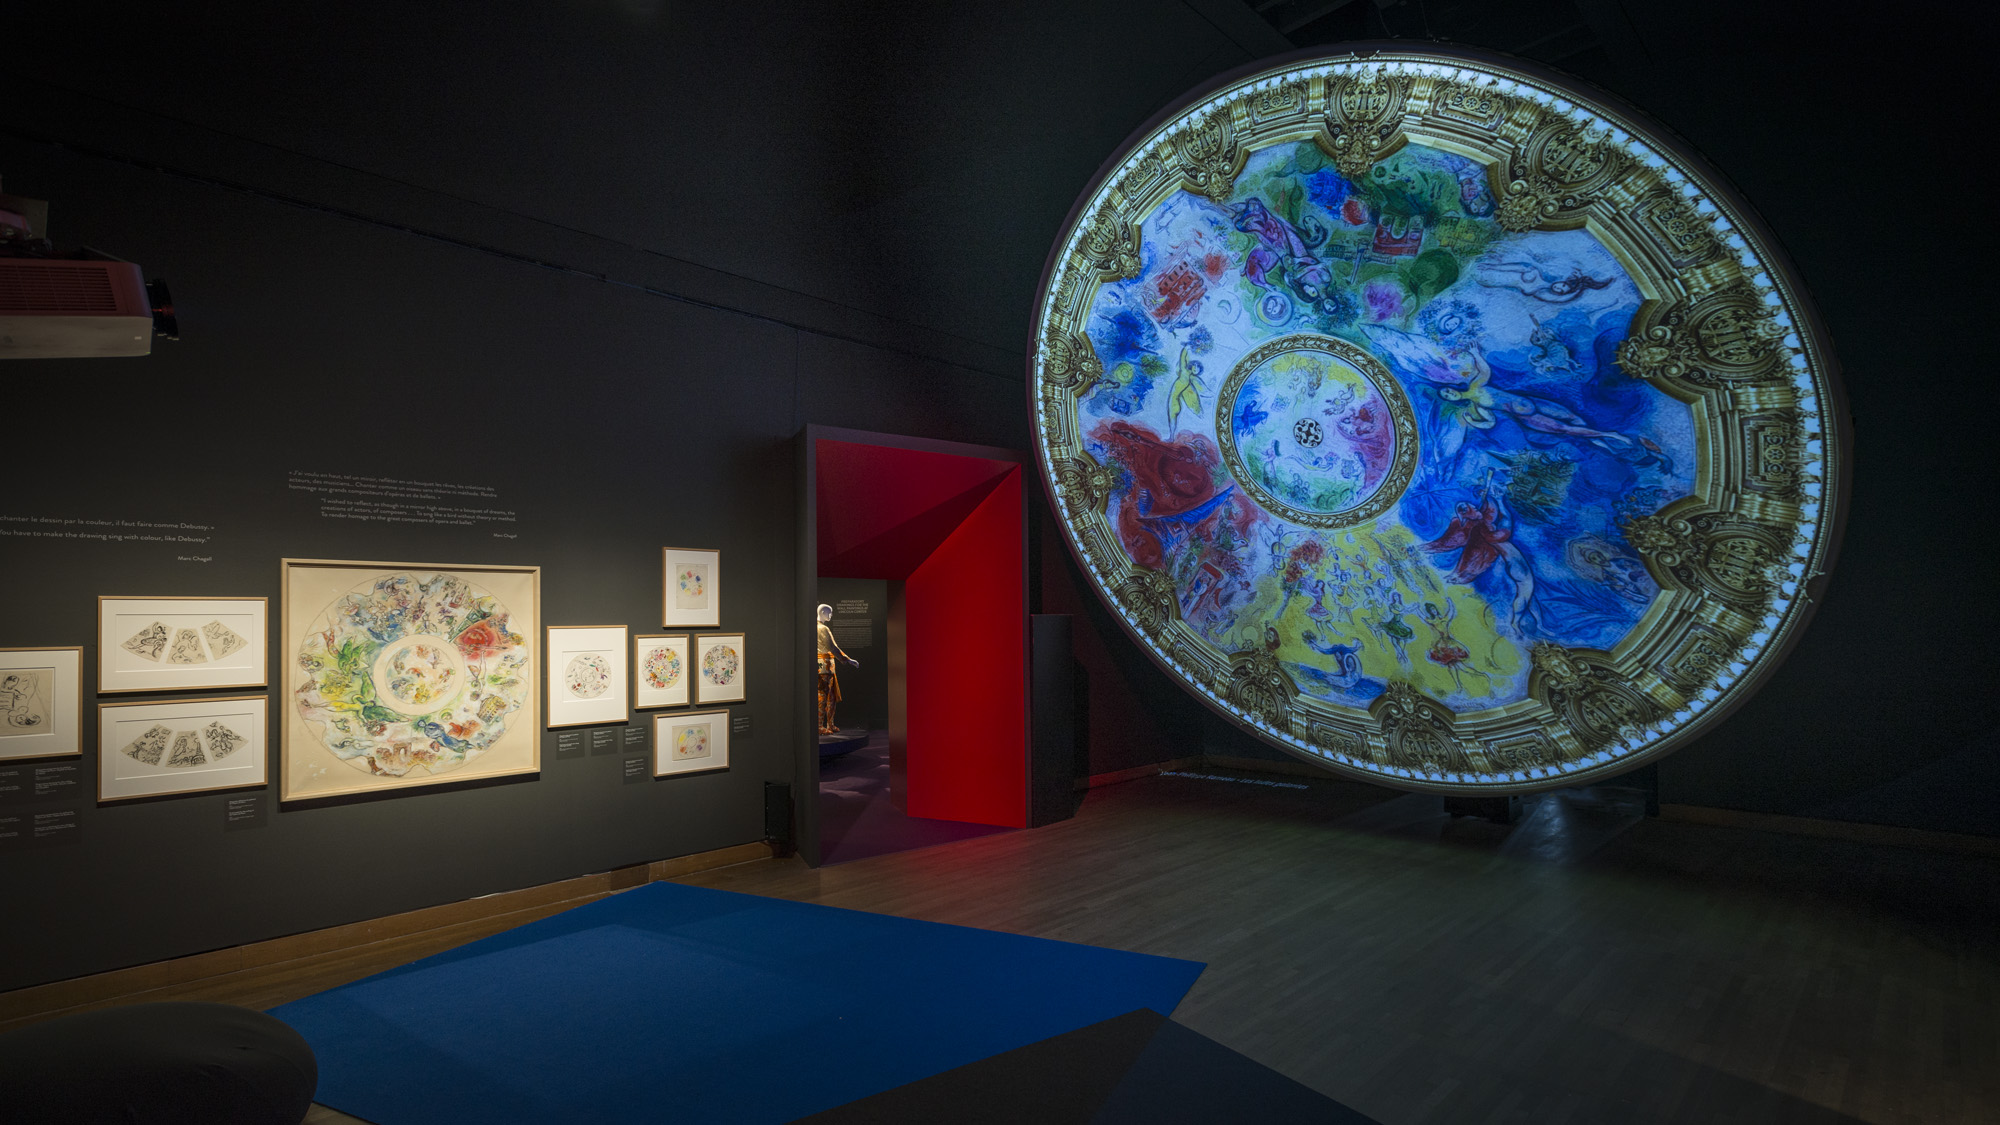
[701,645,740,687]
[643,646,683,690]
[1029,45,1844,793]
[564,653,612,700]
[294,572,531,778]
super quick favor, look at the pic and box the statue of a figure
[816,603,859,735]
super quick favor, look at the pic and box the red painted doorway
[798,427,1029,866]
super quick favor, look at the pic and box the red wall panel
[903,470,1026,827]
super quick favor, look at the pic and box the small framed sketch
[99,596,268,694]
[99,695,267,802]
[633,634,690,709]
[662,547,720,629]
[0,647,84,760]
[693,633,746,705]
[548,626,629,728]
[653,709,729,778]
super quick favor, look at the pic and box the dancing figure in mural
[1420,598,1489,694]
[815,603,860,735]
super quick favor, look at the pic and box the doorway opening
[799,428,1029,866]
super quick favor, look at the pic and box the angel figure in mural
[1366,328,1668,471]
[1423,472,1537,633]
[1167,347,1207,429]
[815,603,860,736]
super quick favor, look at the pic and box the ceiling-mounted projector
[1,178,176,359]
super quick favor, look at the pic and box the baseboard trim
[0,840,773,1030]
[1657,805,2000,857]
[1077,757,1202,790]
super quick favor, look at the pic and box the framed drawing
[97,596,267,694]
[280,559,540,801]
[661,547,720,628]
[0,647,84,760]
[548,625,629,727]
[633,634,690,710]
[693,633,746,705]
[653,709,729,778]
[99,695,267,801]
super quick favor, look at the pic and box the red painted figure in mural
[1093,421,1235,570]
[1423,477,1537,630]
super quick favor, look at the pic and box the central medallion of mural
[1032,49,1842,792]
[1217,334,1416,528]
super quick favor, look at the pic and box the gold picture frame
[98,694,268,802]
[652,708,729,778]
[661,547,721,629]
[96,596,268,694]
[692,632,746,705]
[633,634,691,710]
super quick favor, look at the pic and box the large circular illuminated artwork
[1030,45,1844,792]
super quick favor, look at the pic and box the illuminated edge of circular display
[1027,43,1846,794]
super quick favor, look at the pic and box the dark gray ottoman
[0,1002,317,1124]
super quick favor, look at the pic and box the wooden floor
[234,770,2000,1122]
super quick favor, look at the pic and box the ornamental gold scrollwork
[1653,624,1738,696]
[1323,70,1412,179]
[1039,329,1103,392]
[1617,282,1790,386]
[1227,645,1296,729]
[1620,509,1792,609]
[1430,80,1510,128]
[1168,107,1244,202]
[1374,682,1472,774]
[1495,124,1634,232]
[1485,731,1566,771]
[1078,204,1142,280]
[1113,567,1180,635]
[1741,412,1810,500]
[1053,452,1121,514]
[1251,77,1311,127]
[1303,717,1365,760]
[1629,188,1725,269]
[1529,643,1664,748]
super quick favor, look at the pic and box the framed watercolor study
[693,633,746,705]
[548,625,629,727]
[652,708,729,778]
[661,547,720,629]
[633,634,690,710]
[279,559,540,801]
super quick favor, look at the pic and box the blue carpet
[271,882,1205,1124]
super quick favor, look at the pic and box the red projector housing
[0,258,154,358]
